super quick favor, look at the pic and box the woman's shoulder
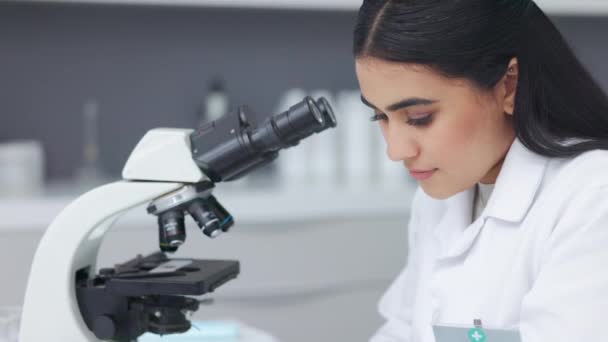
[535,148,608,221]
[545,148,608,190]
[534,149,608,255]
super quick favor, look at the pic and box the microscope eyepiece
[269,96,324,144]
[315,97,337,129]
[190,96,337,182]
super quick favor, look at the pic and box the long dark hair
[354,0,608,157]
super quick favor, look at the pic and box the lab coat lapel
[433,187,479,261]
[433,138,549,262]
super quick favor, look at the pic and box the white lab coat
[371,138,608,342]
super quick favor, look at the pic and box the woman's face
[355,57,516,199]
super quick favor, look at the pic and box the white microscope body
[19,129,206,341]
[18,96,336,342]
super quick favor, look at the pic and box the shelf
[536,0,608,16]
[0,182,415,232]
[17,0,608,15]
[19,0,360,11]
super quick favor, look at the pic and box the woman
[353,1,608,341]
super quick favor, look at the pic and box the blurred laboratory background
[1,1,608,341]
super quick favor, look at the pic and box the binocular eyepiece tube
[190,96,337,182]
[253,96,337,149]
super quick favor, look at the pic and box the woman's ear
[499,57,519,115]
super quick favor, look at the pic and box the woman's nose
[384,128,419,162]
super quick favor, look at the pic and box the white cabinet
[23,0,608,15]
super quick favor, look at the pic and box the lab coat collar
[432,138,549,260]
[442,137,549,224]
[484,137,549,223]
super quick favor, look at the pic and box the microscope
[18,96,337,342]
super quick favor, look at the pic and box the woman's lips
[408,169,437,181]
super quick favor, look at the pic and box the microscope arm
[19,128,216,341]
[20,181,183,341]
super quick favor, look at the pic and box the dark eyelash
[406,115,433,126]
[369,114,387,122]
[369,113,434,127]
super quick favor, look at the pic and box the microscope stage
[98,252,240,297]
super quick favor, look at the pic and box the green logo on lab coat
[468,328,486,342]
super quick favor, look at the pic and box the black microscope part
[190,96,337,182]
[76,252,239,342]
[149,181,234,251]
[145,295,200,335]
[187,199,220,234]
[316,97,337,129]
[158,210,186,252]
[206,195,234,232]
[187,195,234,238]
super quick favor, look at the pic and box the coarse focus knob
[93,315,116,340]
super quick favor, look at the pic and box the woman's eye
[369,113,387,122]
[369,112,434,127]
[406,114,433,127]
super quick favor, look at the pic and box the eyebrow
[360,95,438,112]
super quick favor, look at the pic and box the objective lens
[158,210,186,253]
[187,199,222,238]
[205,195,234,233]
